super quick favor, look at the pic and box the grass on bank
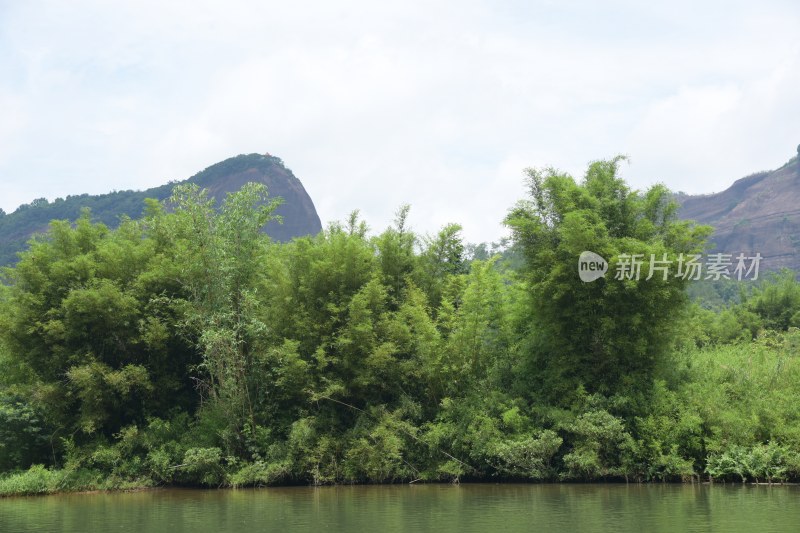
[0,465,152,497]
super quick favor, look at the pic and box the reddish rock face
[678,155,800,273]
[188,153,322,242]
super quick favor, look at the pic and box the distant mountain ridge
[677,147,800,273]
[0,153,322,265]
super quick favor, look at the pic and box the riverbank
[3,464,799,499]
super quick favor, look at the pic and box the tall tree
[156,183,281,452]
[505,157,710,405]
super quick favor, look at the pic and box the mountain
[0,153,322,266]
[677,147,800,273]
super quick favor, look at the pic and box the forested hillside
[0,153,322,266]
[3,157,800,495]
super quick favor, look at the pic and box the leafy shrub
[0,396,53,471]
[230,460,290,487]
[491,430,562,479]
[180,447,226,486]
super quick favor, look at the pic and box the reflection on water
[1,483,798,533]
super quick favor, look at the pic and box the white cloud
[1,0,799,242]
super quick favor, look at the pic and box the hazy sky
[2,0,799,243]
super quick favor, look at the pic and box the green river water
[1,483,798,532]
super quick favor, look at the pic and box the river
[1,483,798,532]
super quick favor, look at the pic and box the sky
[1,0,799,244]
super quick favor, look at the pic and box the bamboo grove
[3,157,800,494]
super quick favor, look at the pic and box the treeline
[2,157,800,495]
[0,186,174,267]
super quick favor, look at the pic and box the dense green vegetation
[3,157,800,495]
